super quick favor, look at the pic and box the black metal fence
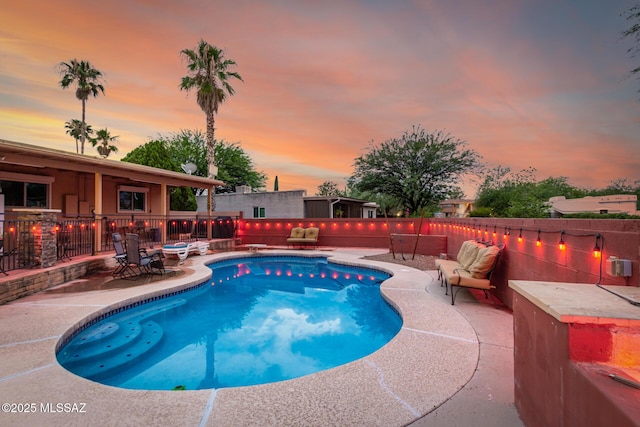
[0,214,239,275]
[56,218,95,261]
[1,219,38,274]
[99,214,238,252]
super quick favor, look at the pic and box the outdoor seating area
[161,241,209,261]
[286,226,319,248]
[111,232,165,279]
[435,239,504,305]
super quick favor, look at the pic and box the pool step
[66,320,164,380]
[58,298,186,379]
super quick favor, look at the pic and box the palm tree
[57,59,105,154]
[91,128,118,158]
[179,40,243,209]
[64,119,93,154]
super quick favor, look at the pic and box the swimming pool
[57,255,401,390]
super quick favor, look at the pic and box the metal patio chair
[112,232,133,278]
[125,233,165,279]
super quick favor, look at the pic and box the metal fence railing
[1,219,38,274]
[0,214,239,275]
[56,218,95,261]
[99,214,239,252]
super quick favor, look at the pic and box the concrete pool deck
[0,248,522,426]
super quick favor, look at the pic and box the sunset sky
[1,1,639,196]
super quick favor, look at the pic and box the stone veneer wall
[0,257,109,305]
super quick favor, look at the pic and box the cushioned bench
[435,240,504,305]
[286,227,319,248]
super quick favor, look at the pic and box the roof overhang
[0,139,224,188]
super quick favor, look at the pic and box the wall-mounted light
[558,230,566,251]
[503,227,510,239]
[518,228,523,243]
[593,234,602,258]
[536,230,542,247]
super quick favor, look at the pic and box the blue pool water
[57,255,401,390]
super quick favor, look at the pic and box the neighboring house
[205,186,306,219]
[437,199,476,218]
[304,196,378,218]
[547,195,639,217]
[0,139,223,250]
[202,187,378,219]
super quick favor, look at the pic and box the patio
[0,248,521,426]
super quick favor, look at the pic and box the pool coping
[0,249,480,426]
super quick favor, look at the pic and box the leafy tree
[65,119,93,154]
[316,180,344,196]
[622,4,640,89]
[180,40,243,209]
[122,138,194,210]
[349,126,482,214]
[121,139,178,171]
[57,59,105,154]
[121,130,266,210]
[91,128,118,158]
[475,166,591,217]
[213,139,266,194]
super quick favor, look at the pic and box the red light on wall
[593,234,602,258]
[558,231,566,251]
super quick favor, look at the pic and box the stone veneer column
[40,211,58,268]
[13,209,59,269]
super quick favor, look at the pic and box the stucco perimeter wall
[430,218,640,308]
[240,217,639,309]
[238,217,447,256]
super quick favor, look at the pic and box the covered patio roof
[0,139,224,188]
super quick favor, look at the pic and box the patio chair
[124,233,165,279]
[111,233,132,278]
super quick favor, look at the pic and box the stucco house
[201,186,378,219]
[547,195,639,217]
[0,139,224,268]
[437,199,476,218]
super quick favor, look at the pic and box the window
[0,175,52,208]
[118,186,148,212]
[253,206,265,218]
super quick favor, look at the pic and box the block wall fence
[238,217,640,309]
